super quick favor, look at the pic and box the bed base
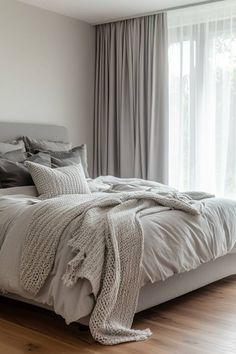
[4,252,236,326]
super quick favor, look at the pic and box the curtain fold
[93,13,169,183]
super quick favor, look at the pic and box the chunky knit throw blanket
[20,191,200,345]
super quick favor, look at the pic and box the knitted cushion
[25,162,90,198]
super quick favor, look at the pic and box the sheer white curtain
[168,1,236,197]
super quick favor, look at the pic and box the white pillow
[25,162,91,199]
[0,186,38,197]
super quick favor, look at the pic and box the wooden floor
[0,276,236,354]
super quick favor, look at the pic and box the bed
[0,122,236,344]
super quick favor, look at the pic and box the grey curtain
[93,13,169,183]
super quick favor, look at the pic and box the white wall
[0,0,95,172]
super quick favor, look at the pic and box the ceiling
[17,0,212,24]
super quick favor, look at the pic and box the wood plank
[0,275,236,353]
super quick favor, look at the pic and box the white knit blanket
[20,191,200,345]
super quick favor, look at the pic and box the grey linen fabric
[0,150,27,162]
[0,153,51,188]
[0,140,25,154]
[0,160,33,188]
[26,152,51,167]
[94,13,169,183]
[43,144,89,178]
[23,136,71,152]
[25,162,90,198]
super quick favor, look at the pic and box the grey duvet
[0,176,236,337]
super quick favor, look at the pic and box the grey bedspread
[0,176,236,330]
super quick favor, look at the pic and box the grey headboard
[0,122,69,142]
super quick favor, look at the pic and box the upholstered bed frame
[0,121,69,143]
[0,121,235,325]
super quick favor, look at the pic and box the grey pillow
[25,162,90,199]
[0,159,33,188]
[0,153,51,188]
[0,139,26,154]
[0,150,27,162]
[44,144,89,177]
[27,152,52,166]
[23,136,71,152]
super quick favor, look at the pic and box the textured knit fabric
[20,191,200,345]
[25,162,90,198]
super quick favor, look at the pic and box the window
[168,1,236,198]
